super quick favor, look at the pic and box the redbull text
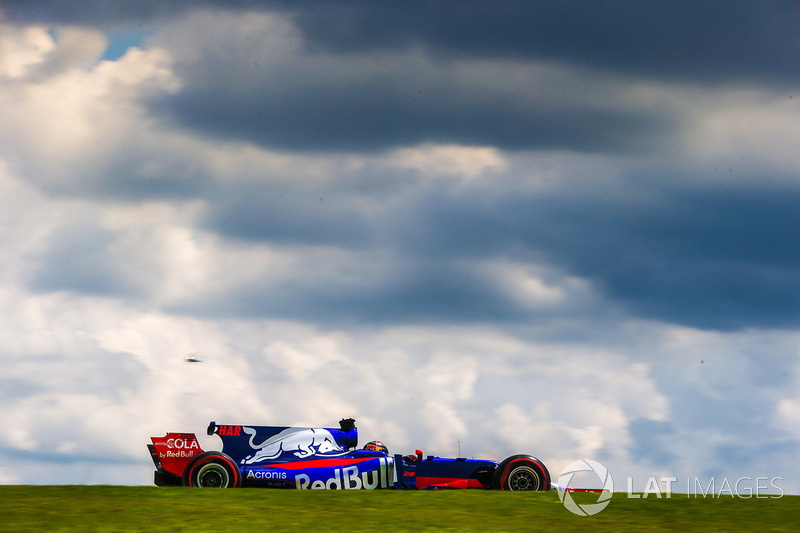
[295,457,396,490]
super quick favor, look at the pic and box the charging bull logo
[242,427,346,465]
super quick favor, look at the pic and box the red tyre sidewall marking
[500,458,544,490]
[190,454,240,487]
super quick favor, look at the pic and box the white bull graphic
[241,427,346,465]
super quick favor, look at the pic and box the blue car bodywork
[148,418,550,491]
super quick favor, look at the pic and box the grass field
[1,486,798,532]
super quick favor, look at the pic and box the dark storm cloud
[524,183,800,330]
[196,171,800,330]
[177,256,527,325]
[154,80,668,154]
[6,1,800,84]
[141,4,678,154]
[206,191,372,246]
[0,0,239,25]
[11,1,794,154]
[419,178,800,330]
[290,0,800,84]
[147,0,796,153]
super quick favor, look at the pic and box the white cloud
[482,260,594,309]
[685,89,800,171]
[0,161,55,282]
[776,398,800,439]
[414,353,478,452]
[384,143,508,180]
[35,26,108,77]
[0,24,56,79]
[0,25,178,194]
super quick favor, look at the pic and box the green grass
[1,487,798,532]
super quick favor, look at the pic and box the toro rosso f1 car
[148,418,551,491]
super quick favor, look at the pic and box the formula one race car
[148,418,551,491]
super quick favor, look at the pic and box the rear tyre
[183,452,242,488]
[492,454,551,491]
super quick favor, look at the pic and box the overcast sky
[1,1,799,492]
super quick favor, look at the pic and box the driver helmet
[363,440,389,454]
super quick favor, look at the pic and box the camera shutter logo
[557,459,614,516]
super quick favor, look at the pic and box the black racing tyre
[492,454,551,491]
[182,452,242,488]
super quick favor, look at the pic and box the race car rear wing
[149,432,205,483]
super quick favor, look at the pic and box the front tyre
[183,452,242,488]
[493,455,551,491]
